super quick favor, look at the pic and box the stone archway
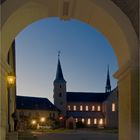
[0,0,139,140]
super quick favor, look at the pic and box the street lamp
[31,120,37,125]
[7,73,16,132]
[40,117,46,123]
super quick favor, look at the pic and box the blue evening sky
[16,18,118,103]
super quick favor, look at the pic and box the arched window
[80,105,83,111]
[73,105,76,111]
[85,105,89,111]
[67,105,71,110]
[81,118,85,123]
[97,105,101,111]
[87,118,91,125]
[112,103,116,112]
[99,118,103,125]
[94,118,97,124]
[75,118,78,122]
[92,105,95,111]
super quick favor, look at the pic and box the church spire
[54,51,66,84]
[105,65,111,93]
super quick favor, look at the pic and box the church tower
[105,65,111,93]
[53,52,67,116]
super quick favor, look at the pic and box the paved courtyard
[37,129,118,140]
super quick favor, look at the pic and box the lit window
[92,105,95,111]
[73,105,76,111]
[87,118,91,125]
[97,106,101,111]
[81,118,85,123]
[85,105,89,111]
[75,118,78,122]
[80,105,83,111]
[112,103,116,112]
[67,105,71,111]
[99,118,103,125]
[94,118,97,124]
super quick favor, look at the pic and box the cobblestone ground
[37,129,118,140]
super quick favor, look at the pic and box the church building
[53,55,118,128]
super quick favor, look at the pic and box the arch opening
[0,1,139,140]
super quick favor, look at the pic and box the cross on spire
[54,51,66,84]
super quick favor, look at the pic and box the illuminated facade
[16,96,59,130]
[53,56,118,128]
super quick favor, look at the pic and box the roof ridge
[17,95,49,100]
[67,91,106,94]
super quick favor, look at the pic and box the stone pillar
[0,59,9,140]
[0,56,16,140]
[115,62,139,140]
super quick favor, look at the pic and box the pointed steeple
[54,51,66,84]
[105,65,111,93]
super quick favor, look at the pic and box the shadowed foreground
[37,129,118,140]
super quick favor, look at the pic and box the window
[87,118,91,125]
[85,105,89,111]
[99,118,103,125]
[67,105,71,111]
[59,93,62,97]
[92,105,95,111]
[75,118,78,122]
[73,105,76,111]
[81,118,85,123]
[97,105,101,111]
[80,105,83,111]
[112,103,116,112]
[94,118,97,124]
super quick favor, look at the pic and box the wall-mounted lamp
[7,73,16,87]
[7,72,16,132]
